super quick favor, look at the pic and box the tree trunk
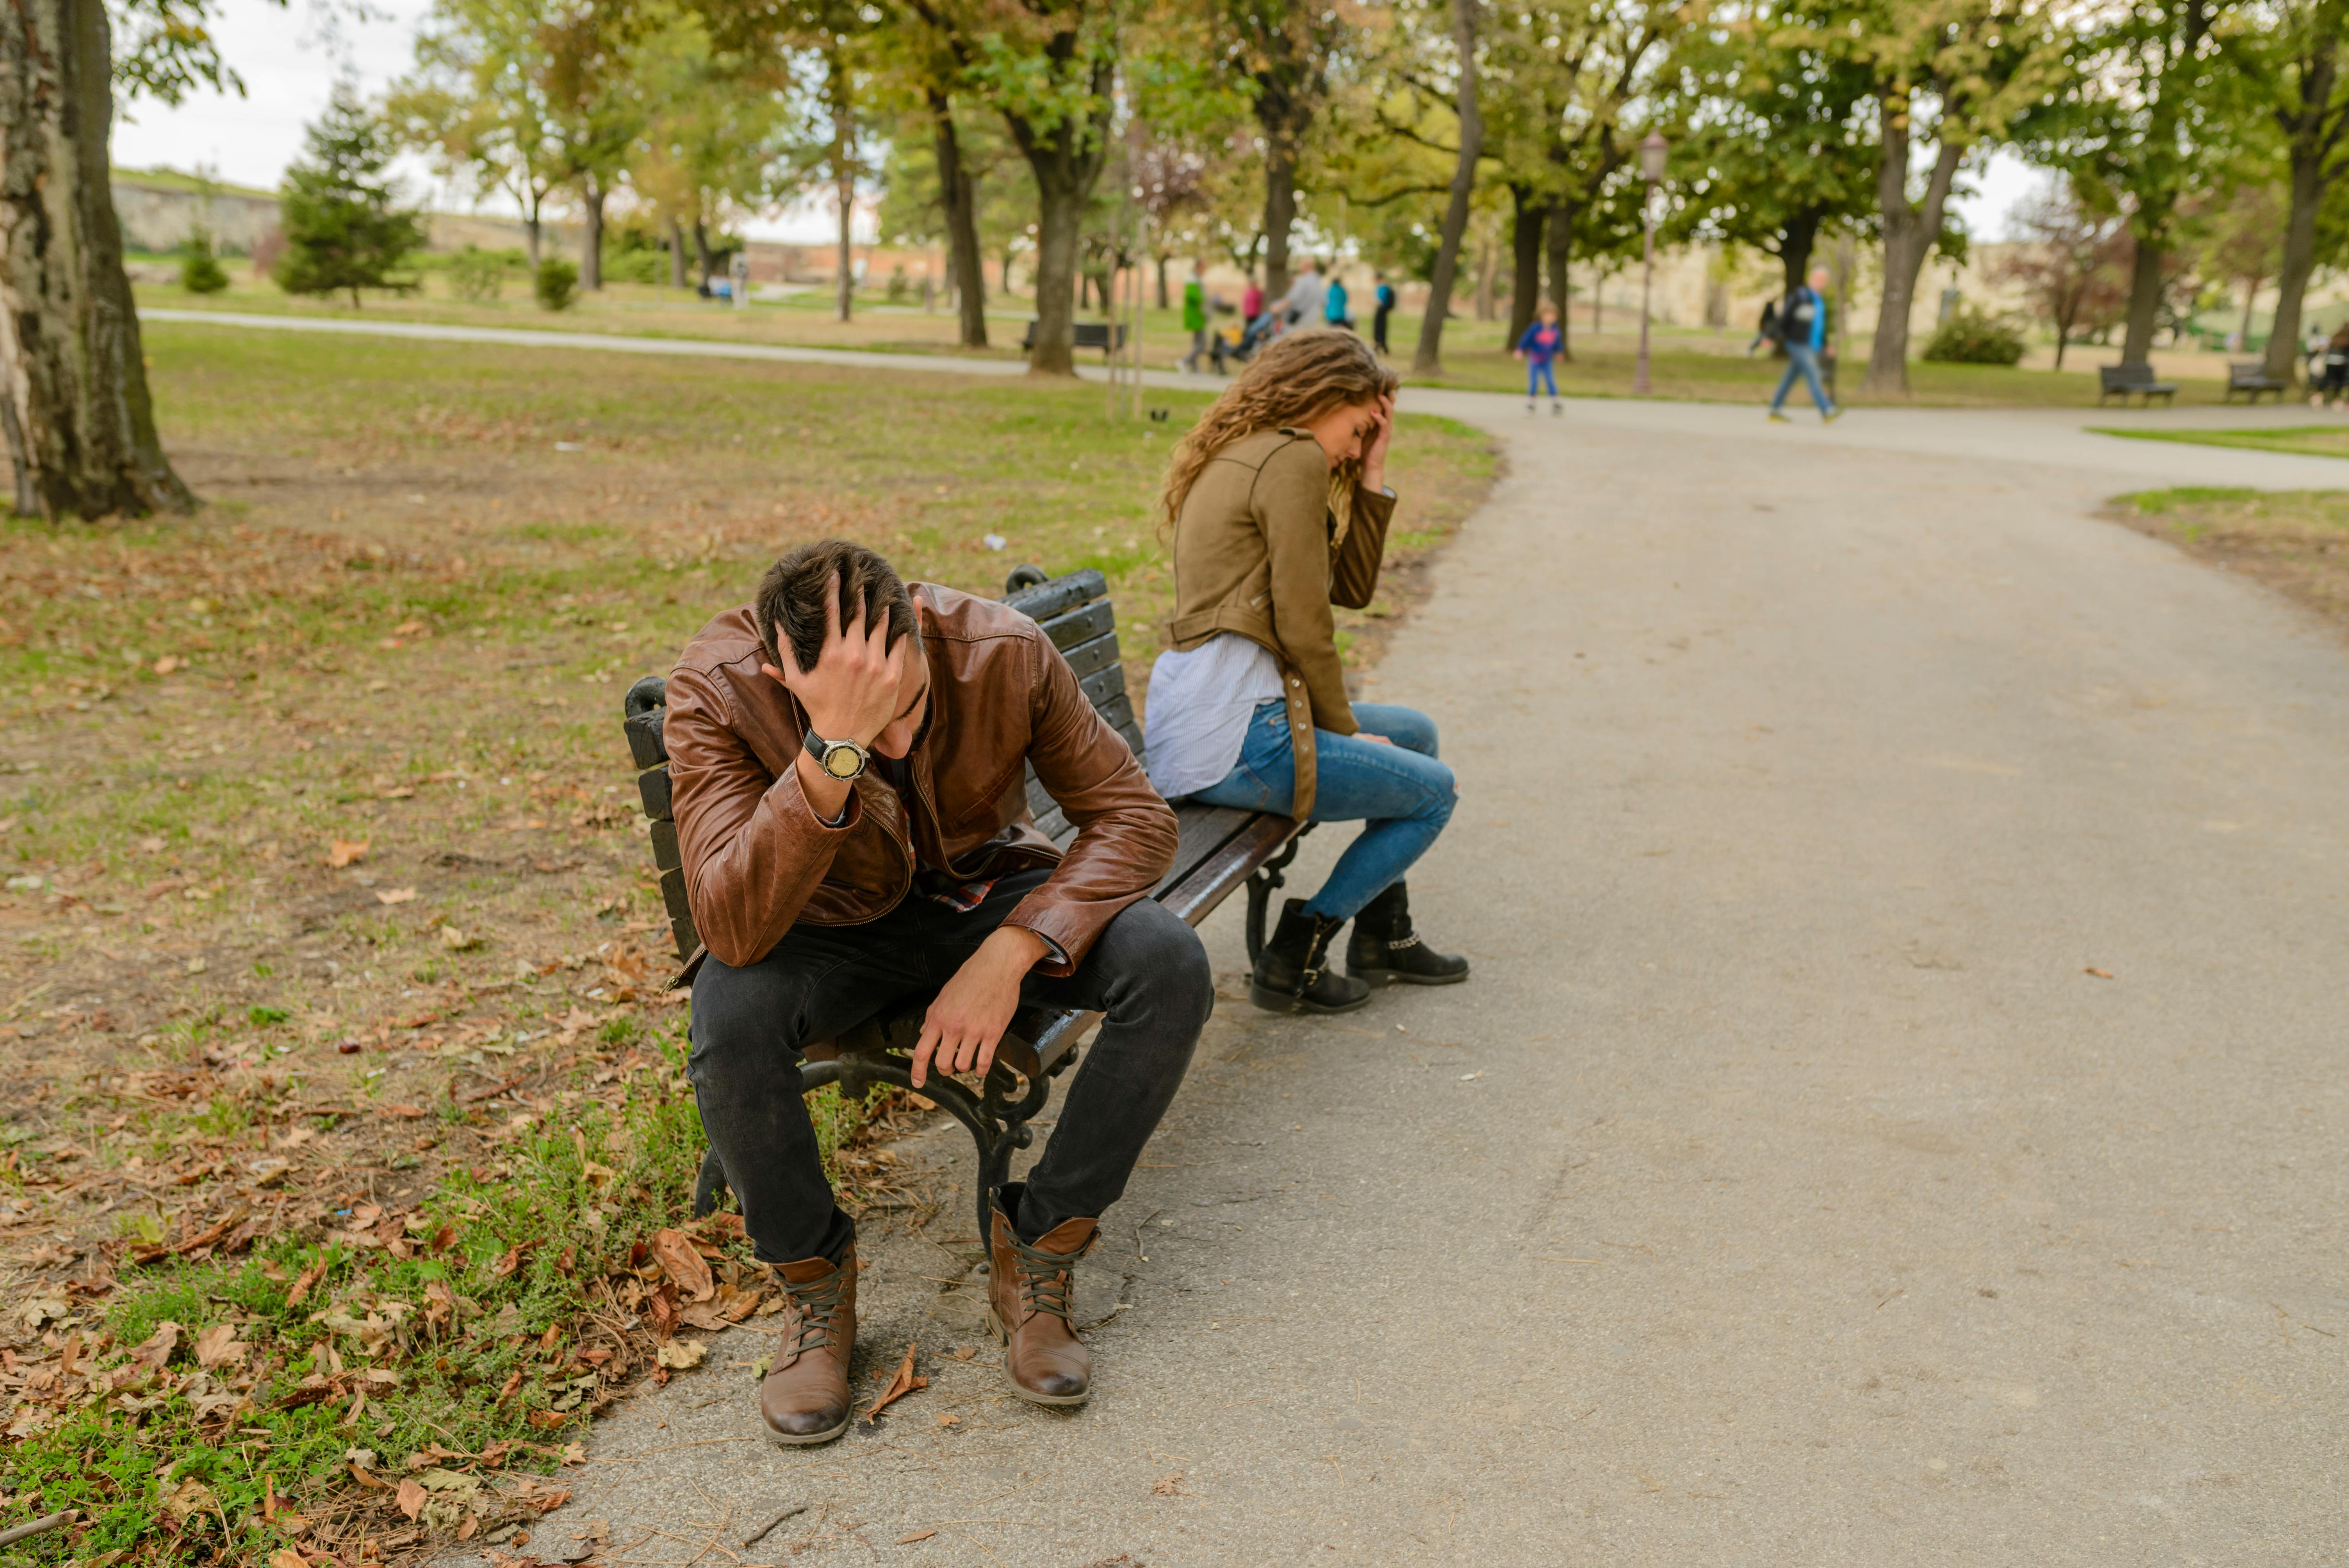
[1410,0,1482,378]
[1473,236,1498,321]
[0,0,191,518]
[524,206,543,271]
[1027,180,1085,375]
[693,218,713,285]
[2121,235,2165,362]
[834,164,854,322]
[1262,132,1299,304]
[2267,140,2326,385]
[1155,253,1169,310]
[831,49,855,324]
[668,216,686,289]
[1003,59,1113,377]
[1866,100,1966,396]
[2237,274,2262,347]
[1508,187,1544,343]
[929,91,987,348]
[580,177,604,290]
[1779,207,1823,299]
[1546,200,1575,362]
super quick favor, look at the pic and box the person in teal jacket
[1324,271,1352,331]
[1768,265,1841,423]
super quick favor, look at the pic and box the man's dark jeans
[688,866,1213,1265]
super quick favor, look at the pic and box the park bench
[2097,362,2178,406]
[620,565,1310,1240]
[2223,361,2291,403]
[1019,320,1128,360]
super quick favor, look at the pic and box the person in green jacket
[1181,259,1210,373]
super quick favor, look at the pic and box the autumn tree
[1992,176,2130,367]
[2234,0,2349,384]
[1814,0,2066,393]
[1661,0,1878,305]
[1215,0,1351,300]
[2021,0,2245,364]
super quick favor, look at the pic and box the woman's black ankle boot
[1251,898,1372,1015]
[1345,881,1470,987]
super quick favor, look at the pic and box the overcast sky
[111,0,2040,246]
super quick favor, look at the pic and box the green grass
[2090,426,2349,459]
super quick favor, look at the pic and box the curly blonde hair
[1158,329,1399,535]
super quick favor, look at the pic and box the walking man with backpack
[1768,266,1841,424]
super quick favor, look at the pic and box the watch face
[821,743,864,779]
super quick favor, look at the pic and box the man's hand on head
[908,925,1050,1089]
[760,572,909,748]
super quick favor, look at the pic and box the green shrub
[535,257,578,312]
[447,244,511,301]
[1923,305,2027,365]
[601,246,665,285]
[180,228,230,294]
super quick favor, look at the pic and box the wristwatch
[803,729,871,781]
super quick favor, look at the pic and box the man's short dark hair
[753,540,920,675]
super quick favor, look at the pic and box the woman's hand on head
[1360,392,1395,492]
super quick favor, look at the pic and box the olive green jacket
[1164,427,1395,818]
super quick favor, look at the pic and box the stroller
[1210,310,1288,375]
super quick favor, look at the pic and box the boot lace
[1007,1230,1093,1324]
[778,1267,848,1358]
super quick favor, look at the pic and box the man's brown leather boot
[986,1196,1097,1407]
[758,1248,856,1445]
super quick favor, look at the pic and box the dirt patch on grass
[0,324,1497,1565]
[2106,487,2349,632]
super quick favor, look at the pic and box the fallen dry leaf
[896,1530,936,1544]
[649,1228,715,1302]
[934,1412,959,1427]
[861,1343,926,1424]
[949,1345,976,1362]
[2084,967,2113,979]
[285,1262,327,1308]
[270,1551,308,1568]
[326,839,370,867]
[152,655,182,676]
[396,1478,427,1520]
[439,925,475,950]
[654,1338,706,1370]
[130,1320,182,1370]
[193,1322,245,1370]
[1152,1473,1186,1497]
[376,887,419,905]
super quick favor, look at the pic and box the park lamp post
[1634,129,1668,396]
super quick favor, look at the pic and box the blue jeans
[1772,342,1833,413]
[1527,359,1558,397]
[1189,700,1456,923]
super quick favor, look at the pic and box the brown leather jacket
[663,585,1178,973]
[1164,427,1394,817]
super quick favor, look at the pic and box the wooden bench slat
[1077,661,1127,709]
[1003,568,1108,623]
[637,763,673,822]
[1037,600,1116,652]
[1058,629,1124,681]
[649,818,681,873]
[1158,802,1267,896]
[1160,812,1305,927]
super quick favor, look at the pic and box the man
[665,540,1211,1445]
[1180,260,1210,373]
[1372,273,1396,356]
[1768,265,1841,424]
[1280,255,1326,330]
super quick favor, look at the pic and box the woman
[1145,330,1468,1015]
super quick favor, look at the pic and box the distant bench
[1019,321,1128,360]
[621,566,1310,1240]
[2098,362,2178,406]
[2224,361,2291,404]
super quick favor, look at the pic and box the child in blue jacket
[1515,303,1565,415]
